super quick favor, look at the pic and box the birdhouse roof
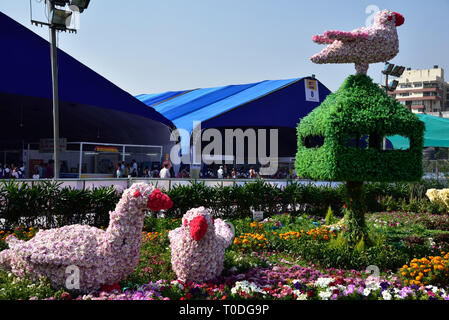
[297,74,424,139]
[295,74,424,182]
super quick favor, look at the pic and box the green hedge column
[295,74,424,244]
[343,181,369,244]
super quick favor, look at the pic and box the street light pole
[382,62,405,150]
[383,72,389,150]
[49,1,60,179]
[31,0,91,179]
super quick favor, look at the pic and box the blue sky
[1,0,449,95]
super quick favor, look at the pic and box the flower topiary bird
[311,9,404,74]
[168,207,234,282]
[0,183,172,292]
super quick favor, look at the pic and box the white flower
[231,281,267,295]
[363,288,372,297]
[382,290,392,300]
[318,290,332,300]
[170,280,184,291]
[297,294,308,300]
[315,277,334,288]
[293,290,308,300]
[365,278,381,290]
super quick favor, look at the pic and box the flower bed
[50,263,449,300]
[1,212,449,300]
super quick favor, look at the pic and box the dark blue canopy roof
[137,78,331,134]
[0,11,173,128]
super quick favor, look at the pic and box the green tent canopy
[389,114,449,149]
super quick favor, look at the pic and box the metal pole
[49,1,60,179]
[383,73,389,150]
[27,144,30,178]
[79,142,83,178]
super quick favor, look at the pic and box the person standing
[39,163,45,179]
[131,159,138,177]
[231,168,237,179]
[249,167,257,179]
[120,161,126,177]
[159,163,170,178]
[47,160,54,179]
[11,168,19,179]
[116,164,121,178]
[4,165,10,179]
[217,166,224,179]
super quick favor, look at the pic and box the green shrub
[0,181,119,230]
[1,179,447,230]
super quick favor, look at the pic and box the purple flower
[380,281,390,291]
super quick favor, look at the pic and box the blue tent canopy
[137,78,331,134]
[0,12,173,129]
[135,90,190,108]
[137,78,331,155]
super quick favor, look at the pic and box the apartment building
[388,66,449,115]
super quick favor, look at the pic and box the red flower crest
[147,188,173,212]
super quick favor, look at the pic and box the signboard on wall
[39,138,67,153]
[95,146,118,153]
[305,79,320,102]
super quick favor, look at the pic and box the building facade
[388,66,449,116]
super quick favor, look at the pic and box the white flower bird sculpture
[310,9,404,74]
[169,207,235,282]
[0,183,173,292]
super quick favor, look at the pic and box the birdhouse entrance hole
[303,135,325,148]
[386,135,410,150]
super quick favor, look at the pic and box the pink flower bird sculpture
[310,9,404,74]
[168,207,235,282]
[0,183,172,292]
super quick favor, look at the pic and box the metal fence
[6,178,342,191]
[423,160,449,179]
[5,159,449,191]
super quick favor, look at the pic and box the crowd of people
[113,161,294,180]
[115,160,175,179]
[180,164,294,179]
[31,161,56,179]
[1,160,294,180]
[0,163,26,179]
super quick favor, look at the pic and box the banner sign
[95,146,118,153]
[39,138,66,153]
[305,79,320,102]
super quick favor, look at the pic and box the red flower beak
[394,12,404,27]
[190,216,208,241]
